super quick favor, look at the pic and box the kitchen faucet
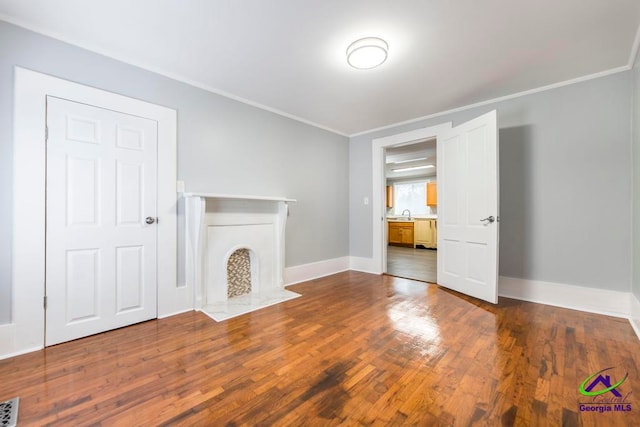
[401,209,412,219]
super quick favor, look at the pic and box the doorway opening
[384,139,438,283]
[370,122,451,281]
[371,111,499,304]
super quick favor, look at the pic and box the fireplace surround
[184,193,299,321]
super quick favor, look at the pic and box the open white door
[437,110,499,303]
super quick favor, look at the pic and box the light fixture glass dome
[346,37,388,69]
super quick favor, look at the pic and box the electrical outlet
[176,181,185,193]
[364,197,369,205]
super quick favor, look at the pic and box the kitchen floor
[386,245,437,283]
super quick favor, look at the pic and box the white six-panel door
[45,96,158,346]
[437,110,499,303]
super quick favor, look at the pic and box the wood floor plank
[386,245,437,283]
[1,271,639,426]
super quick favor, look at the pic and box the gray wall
[633,55,640,301]
[0,21,349,324]
[350,71,632,292]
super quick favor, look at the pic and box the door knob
[480,216,495,224]
[145,216,156,224]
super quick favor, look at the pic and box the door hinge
[45,126,48,141]
[44,296,47,310]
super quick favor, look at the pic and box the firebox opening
[227,248,252,298]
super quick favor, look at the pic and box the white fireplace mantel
[184,193,296,318]
[184,192,296,203]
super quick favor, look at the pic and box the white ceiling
[1,0,639,136]
[385,140,436,181]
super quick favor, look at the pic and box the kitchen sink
[387,217,413,221]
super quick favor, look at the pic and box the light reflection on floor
[386,278,442,357]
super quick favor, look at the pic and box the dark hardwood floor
[386,245,437,283]
[1,271,639,426]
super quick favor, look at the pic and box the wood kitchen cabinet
[414,219,437,248]
[414,220,429,247]
[386,185,394,208]
[430,220,437,248]
[388,221,414,247]
[426,182,437,207]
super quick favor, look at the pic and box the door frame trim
[9,67,182,356]
[370,123,452,274]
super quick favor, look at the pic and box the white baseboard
[157,308,194,319]
[348,256,378,274]
[0,323,43,360]
[499,276,631,319]
[0,346,43,361]
[630,293,640,340]
[284,256,350,286]
[283,256,379,287]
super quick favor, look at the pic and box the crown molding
[0,15,349,137]
[350,65,632,137]
[1,14,637,139]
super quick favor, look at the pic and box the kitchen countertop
[387,217,437,222]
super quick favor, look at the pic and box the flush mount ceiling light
[392,157,428,164]
[346,37,388,69]
[392,165,435,173]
